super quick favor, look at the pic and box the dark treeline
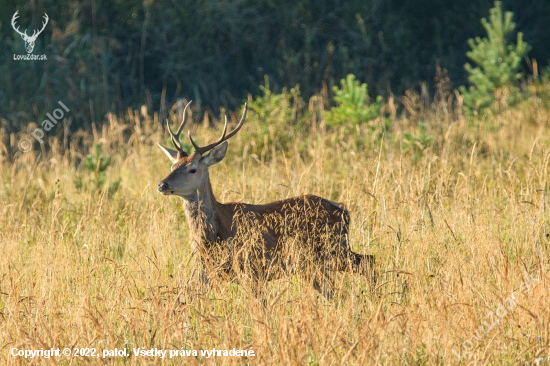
[1,0,549,132]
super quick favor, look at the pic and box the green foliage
[401,123,433,163]
[246,76,306,157]
[459,1,531,115]
[74,143,120,194]
[3,0,550,146]
[327,74,383,127]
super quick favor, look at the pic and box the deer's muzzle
[157,181,172,194]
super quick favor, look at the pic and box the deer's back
[221,195,349,245]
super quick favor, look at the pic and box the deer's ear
[201,141,228,166]
[157,143,179,164]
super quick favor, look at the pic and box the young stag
[157,102,375,297]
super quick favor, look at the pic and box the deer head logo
[11,11,49,54]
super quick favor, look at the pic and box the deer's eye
[189,169,197,174]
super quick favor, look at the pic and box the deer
[11,11,49,54]
[157,101,375,298]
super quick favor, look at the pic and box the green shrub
[74,143,120,194]
[401,123,433,163]
[327,74,383,127]
[246,76,307,158]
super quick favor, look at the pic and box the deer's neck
[181,178,221,245]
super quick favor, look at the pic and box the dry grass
[1,96,550,365]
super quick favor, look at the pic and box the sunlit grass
[1,95,549,365]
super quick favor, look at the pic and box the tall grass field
[1,85,550,365]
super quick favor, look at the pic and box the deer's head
[11,11,49,53]
[157,101,247,199]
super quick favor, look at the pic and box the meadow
[1,84,550,365]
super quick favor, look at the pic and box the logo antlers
[11,11,49,54]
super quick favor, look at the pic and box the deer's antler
[189,103,247,155]
[166,100,192,157]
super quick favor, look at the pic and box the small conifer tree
[459,1,531,115]
[327,74,383,127]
